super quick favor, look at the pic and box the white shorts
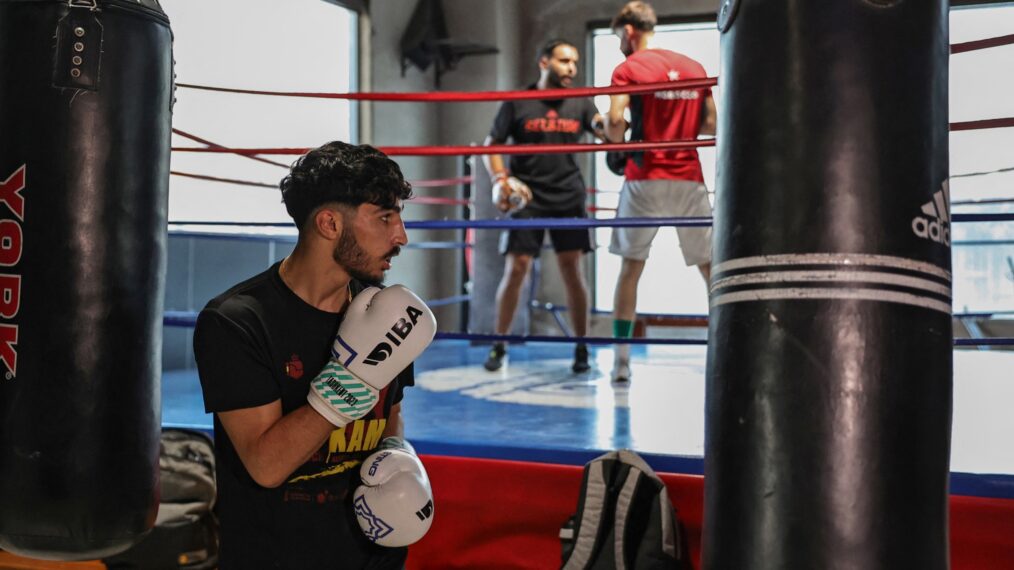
[608,179,713,266]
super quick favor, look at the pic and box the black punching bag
[705,1,951,568]
[0,0,171,560]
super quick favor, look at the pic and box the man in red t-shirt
[603,1,717,383]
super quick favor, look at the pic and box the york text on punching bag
[0,164,25,378]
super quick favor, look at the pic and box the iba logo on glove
[362,305,426,366]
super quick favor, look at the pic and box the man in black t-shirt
[482,38,604,374]
[194,142,436,569]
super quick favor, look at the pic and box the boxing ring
[3,1,1014,568]
[155,176,1014,568]
[150,21,1014,567]
[154,23,1014,567]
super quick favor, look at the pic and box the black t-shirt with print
[489,87,599,211]
[194,262,412,570]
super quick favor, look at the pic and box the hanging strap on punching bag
[53,0,103,91]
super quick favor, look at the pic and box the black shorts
[499,205,593,257]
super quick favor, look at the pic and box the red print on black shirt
[285,354,304,379]
[525,109,580,134]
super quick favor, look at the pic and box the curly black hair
[279,141,413,230]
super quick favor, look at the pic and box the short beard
[333,229,382,286]
[332,228,401,286]
[547,69,568,88]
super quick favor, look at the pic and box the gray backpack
[105,429,218,569]
[560,450,692,570]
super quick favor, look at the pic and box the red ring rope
[169,171,471,205]
[176,78,718,103]
[174,31,1014,104]
[171,114,1014,158]
[172,128,290,168]
[171,138,716,157]
[408,196,470,206]
[950,33,1014,54]
[949,117,1014,132]
[168,169,624,208]
[410,176,474,188]
[171,171,276,188]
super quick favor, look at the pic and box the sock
[613,319,634,339]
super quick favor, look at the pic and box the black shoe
[572,343,590,373]
[484,343,506,371]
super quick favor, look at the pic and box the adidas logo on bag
[911,181,950,246]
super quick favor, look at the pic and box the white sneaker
[611,344,631,383]
[611,360,631,383]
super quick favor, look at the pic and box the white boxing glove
[354,438,434,547]
[491,173,531,213]
[307,285,436,427]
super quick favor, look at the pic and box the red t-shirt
[611,49,710,182]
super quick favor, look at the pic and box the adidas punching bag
[0,0,172,560]
[705,1,951,568]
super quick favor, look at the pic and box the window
[950,4,1014,312]
[590,5,1014,315]
[162,0,358,226]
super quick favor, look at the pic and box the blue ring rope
[168,211,1014,231]
[160,311,1014,347]
[165,230,473,250]
[165,230,1012,249]
[435,332,708,345]
[954,337,1014,346]
[425,294,471,308]
[162,292,472,326]
[580,308,1014,320]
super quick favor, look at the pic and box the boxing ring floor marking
[162,341,1014,479]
